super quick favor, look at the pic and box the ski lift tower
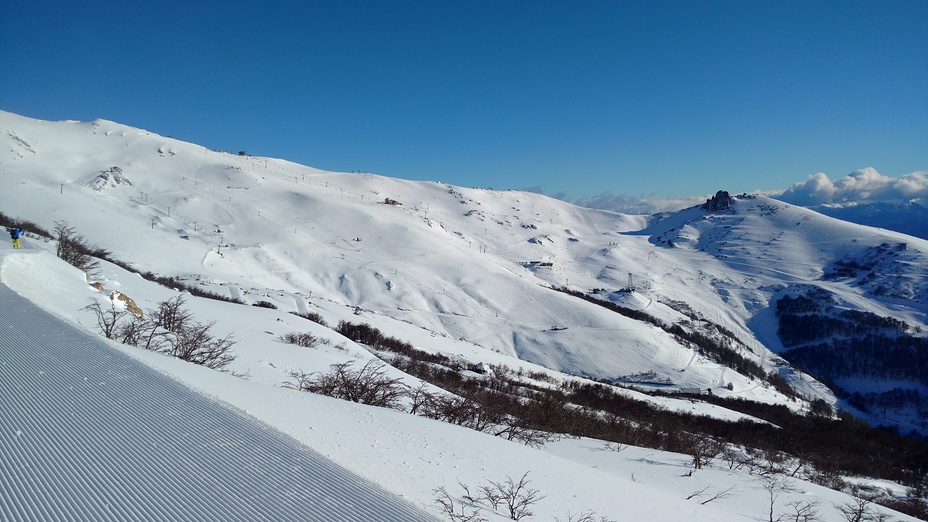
[628,272,634,292]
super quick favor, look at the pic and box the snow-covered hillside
[0,229,920,522]
[2,111,927,427]
[2,110,926,520]
[806,201,928,241]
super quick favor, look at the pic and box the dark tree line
[783,336,928,385]
[329,320,928,501]
[778,294,911,348]
[553,286,796,397]
[776,291,927,422]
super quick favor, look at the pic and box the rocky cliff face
[702,190,735,211]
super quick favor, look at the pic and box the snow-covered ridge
[1,110,926,427]
[1,110,926,520]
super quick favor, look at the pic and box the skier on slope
[9,227,23,249]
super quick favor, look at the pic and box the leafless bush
[83,299,127,339]
[489,472,545,520]
[436,473,545,521]
[417,393,485,427]
[433,486,488,522]
[492,423,559,448]
[555,511,618,522]
[834,496,894,522]
[165,321,236,369]
[288,359,407,409]
[148,295,193,344]
[87,294,236,370]
[54,221,101,277]
[604,441,628,453]
[290,310,328,327]
[407,383,436,415]
[737,447,788,477]
[686,484,734,505]
[683,433,724,470]
[781,499,821,522]
[281,332,324,348]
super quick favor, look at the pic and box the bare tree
[492,423,558,448]
[133,295,193,351]
[765,475,794,522]
[407,382,436,415]
[115,313,147,346]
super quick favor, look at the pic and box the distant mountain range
[802,201,928,240]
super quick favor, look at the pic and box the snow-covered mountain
[2,110,926,429]
[1,110,926,520]
[804,201,928,241]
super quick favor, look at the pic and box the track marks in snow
[0,285,438,521]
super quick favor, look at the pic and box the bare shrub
[488,472,545,520]
[686,484,734,505]
[436,473,545,521]
[492,423,559,448]
[150,296,194,338]
[834,496,894,522]
[83,299,128,339]
[87,294,236,370]
[433,486,488,522]
[290,310,328,327]
[166,321,236,369]
[281,332,323,348]
[54,221,101,277]
[288,359,407,409]
[555,511,618,522]
[684,433,724,470]
[783,499,821,522]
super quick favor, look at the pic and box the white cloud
[555,168,928,215]
[775,168,928,206]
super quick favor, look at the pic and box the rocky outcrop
[109,290,144,318]
[701,190,735,212]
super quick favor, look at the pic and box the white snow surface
[0,110,925,520]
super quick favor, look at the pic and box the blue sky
[2,0,926,207]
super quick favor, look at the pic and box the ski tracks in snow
[0,285,437,521]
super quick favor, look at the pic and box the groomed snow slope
[0,284,437,521]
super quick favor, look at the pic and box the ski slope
[0,284,437,521]
[1,109,924,520]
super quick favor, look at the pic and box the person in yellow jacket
[10,227,23,249]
